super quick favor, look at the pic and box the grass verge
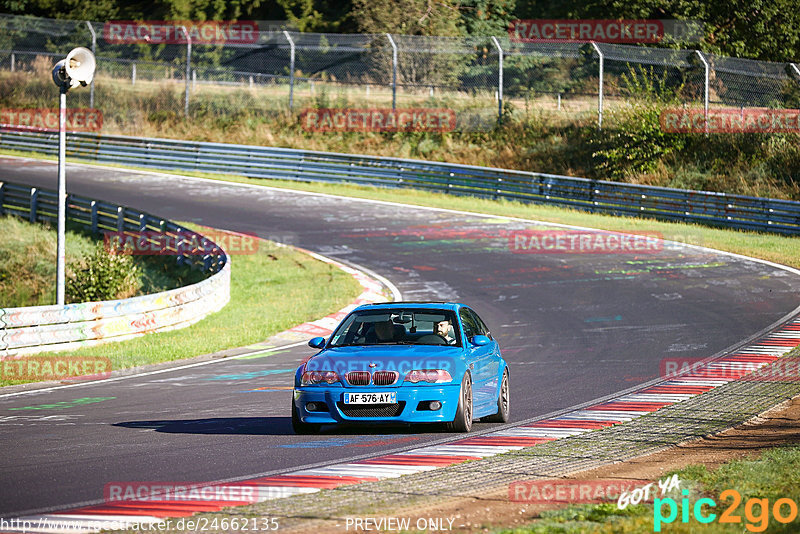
[0,216,204,307]
[2,148,797,270]
[501,446,800,533]
[0,235,363,387]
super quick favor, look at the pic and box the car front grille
[346,371,370,386]
[372,370,399,385]
[337,402,406,418]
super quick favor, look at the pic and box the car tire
[482,368,510,423]
[446,372,473,433]
[291,400,321,435]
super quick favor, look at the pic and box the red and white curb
[5,317,799,533]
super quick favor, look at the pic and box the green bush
[66,243,140,303]
[587,102,688,180]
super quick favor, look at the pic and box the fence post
[0,182,4,215]
[386,33,398,110]
[180,25,191,118]
[29,188,38,223]
[131,62,136,85]
[283,30,296,110]
[590,42,604,129]
[117,206,124,232]
[90,200,98,234]
[85,21,96,109]
[695,50,710,133]
[10,52,14,72]
[790,63,800,82]
[490,36,504,124]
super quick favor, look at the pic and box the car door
[471,309,502,404]
[460,308,494,412]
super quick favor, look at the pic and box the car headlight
[404,369,452,383]
[301,370,341,385]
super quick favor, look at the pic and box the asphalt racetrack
[1,156,798,517]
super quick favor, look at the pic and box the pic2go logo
[654,489,799,532]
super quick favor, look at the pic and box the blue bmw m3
[291,302,509,433]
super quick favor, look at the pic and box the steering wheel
[417,334,448,345]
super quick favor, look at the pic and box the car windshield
[329,308,461,347]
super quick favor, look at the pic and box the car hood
[304,345,464,376]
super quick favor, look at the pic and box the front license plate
[343,392,397,404]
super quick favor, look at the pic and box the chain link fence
[0,13,799,132]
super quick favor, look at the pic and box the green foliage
[460,0,517,36]
[514,0,800,62]
[588,102,688,180]
[351,0,463,36]
[66,243,140,303]
[0,216,96,307]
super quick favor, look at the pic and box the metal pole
[180,26,191,117]
[85,21,96,108]
[386,33,398,110]
[57,85,67,306]
[283,30,295,110]
[590,42,604,129]
[132,62,136,85]
[695,50,710,132]
[790,63,800,80]
[490,36,503,123]
[10,52,14,72]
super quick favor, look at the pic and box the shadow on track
[114,417,293,435]
[114,417,458,436]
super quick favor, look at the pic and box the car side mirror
[471,335,491,346]
[308,337,326,349]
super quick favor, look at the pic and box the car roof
[353,301,464,312]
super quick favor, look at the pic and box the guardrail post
[85,21,96,109]
[29,188,38,223]
[117,206,124,232]
[590,42,604,129]
[283,30,296,110]
[90,200,98,234]
[490,36,504,124]
[180,25,191,118]
[139,213,147,231]
[386,33,398,110]
[695,50,710,133]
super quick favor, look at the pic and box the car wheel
[482,368,510,423]
[291,399,321,435]
[446,372,473,433]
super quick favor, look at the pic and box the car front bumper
[293,384,461,424]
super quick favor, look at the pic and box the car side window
[459,309,478,340]
[469,309,493,340]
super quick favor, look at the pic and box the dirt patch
[305,393,800,533]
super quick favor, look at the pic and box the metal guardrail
[1,126,798,234]
[0,181,230,356]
